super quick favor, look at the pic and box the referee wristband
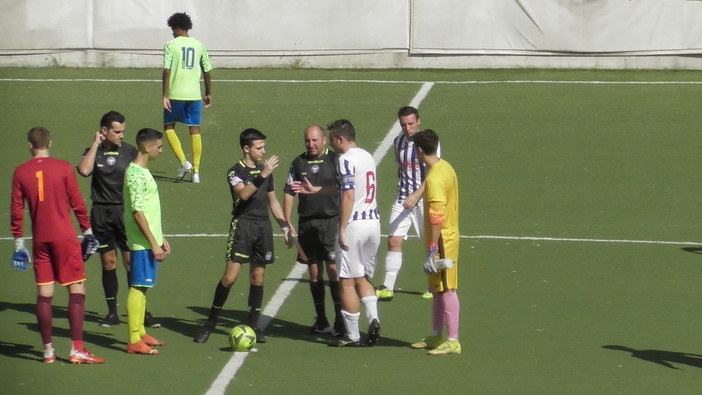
[252,175,265,188]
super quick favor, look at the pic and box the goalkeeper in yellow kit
[410,129,461,356]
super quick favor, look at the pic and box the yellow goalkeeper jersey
[424,159,460,292]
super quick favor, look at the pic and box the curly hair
[167,12,193,31]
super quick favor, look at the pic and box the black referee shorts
[225,216,275,264]
[91,204,129,253]
[297,216,338,264]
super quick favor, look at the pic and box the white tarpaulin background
[411,0,702,55]
[2,0,702,68]
[3,0,408,52]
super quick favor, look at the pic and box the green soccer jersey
[163,36,213,100]
[124,163,163,251]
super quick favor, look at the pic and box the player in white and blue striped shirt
[377,106,440,301]
[328,119,381,347]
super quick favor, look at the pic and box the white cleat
[177,161,193,180]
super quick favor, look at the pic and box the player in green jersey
[162,12,213,184]
[124,128,170,355]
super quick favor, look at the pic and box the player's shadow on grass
[151,169,191,184]
[0,301,125,354]
[182,306,328,346]
[18,321,125,353]
[288,277,426,301]
[0,301,36,315]
[0,341,44,362]
[177,306,250,340]
[265,316,409,348]
[393,289,425,297]
[681,247,702,255]
[152,174,181,183]
[603,345,702,370]
[51,305,114,328]
[180,306,408,348]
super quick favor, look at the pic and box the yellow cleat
[410,335,443,350]
[376,286,394,301]
[427,339,461,356]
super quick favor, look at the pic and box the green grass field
[2,68,702,394]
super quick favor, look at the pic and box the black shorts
[91,204,129,253]
[225,217,275,264]
[297,216,338,264]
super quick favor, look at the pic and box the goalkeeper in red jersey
[10,126,104,364]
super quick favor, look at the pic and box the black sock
[248,284,264,328]
[310,280,327,320]
[208,281,231,323]
[102,269,118,315]
[329,281,342,320]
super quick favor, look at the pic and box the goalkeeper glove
[423,242,439,274]
[10,238,30,271]
[81,228,100,261]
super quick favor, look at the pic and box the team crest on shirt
[106,156,116,166]
[310,164,320,174]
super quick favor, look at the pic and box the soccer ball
[229,325,257,351]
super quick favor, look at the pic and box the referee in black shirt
[193,128,292,344]
[77,111,159,328]
[283,124,345,337]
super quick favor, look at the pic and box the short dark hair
[27,126,50,149]
[100,110,125,129]
[240,128,267,149]
[167,12,193,30]
[135,128,163,147]
[413,129,439,155]
[327,119,356,142]
[397,106,419,120]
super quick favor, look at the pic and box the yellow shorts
[427,236,459,293]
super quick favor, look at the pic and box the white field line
[2,233,700,246]
[2,78,702,85]
[163,234,702,246]
[465,235,702,246]
[203,81,435,395]
[372,82,434,164]
[205,263,307,395]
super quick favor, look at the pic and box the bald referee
[283,124,344,337]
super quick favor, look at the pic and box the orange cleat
[141,334,166,347]
[69,348,106,364]
[127,340,160,355]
